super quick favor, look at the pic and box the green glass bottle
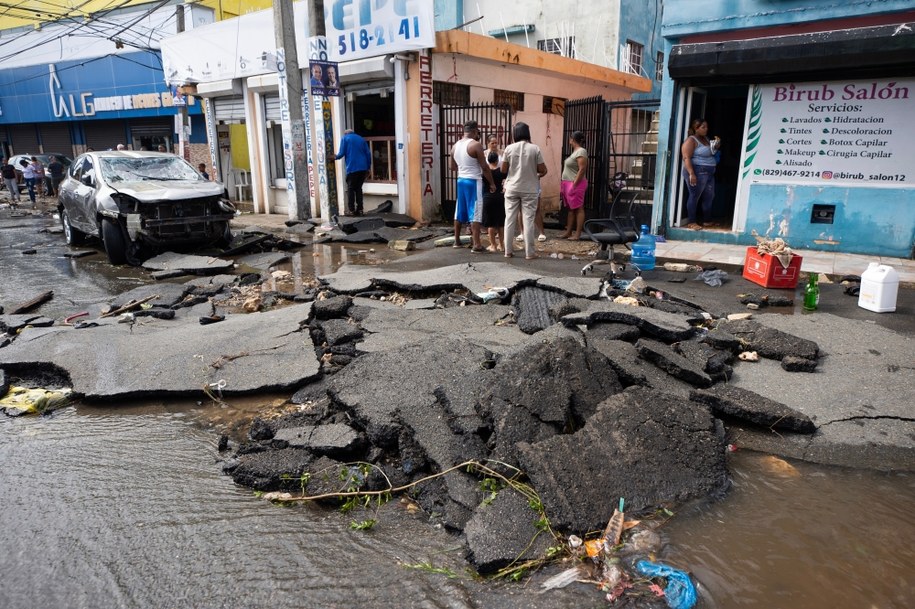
[803,273,819,311]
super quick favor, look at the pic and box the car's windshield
[100,156,203,182]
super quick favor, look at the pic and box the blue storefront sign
[0,51,201,124]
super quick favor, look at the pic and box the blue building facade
[0,51,206,158]
[652,0,915,258]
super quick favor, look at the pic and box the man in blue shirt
[334,129,372,216]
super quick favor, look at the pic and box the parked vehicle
[6,153,73,193]
[57,151,235,264]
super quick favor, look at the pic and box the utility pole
[274,0,311,220]
[176,4,189,160]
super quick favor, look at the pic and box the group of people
[1,155,66,208]
[449,120,590,260]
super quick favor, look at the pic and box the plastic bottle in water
[631,225,656,270]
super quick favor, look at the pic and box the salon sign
[326,0,435,61]
[742,78,914,186]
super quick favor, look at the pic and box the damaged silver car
[58,151,236,264]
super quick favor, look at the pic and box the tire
[60,208,86,246]
[101,218,128,265]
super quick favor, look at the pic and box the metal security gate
[85,120,128,151]
[38,123,74,156]
[564,97,659,223]
[562,96,607,215]
[438,103,513,220]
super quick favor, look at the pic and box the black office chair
[580,189,645,275]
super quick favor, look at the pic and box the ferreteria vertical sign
[743,78,914,186]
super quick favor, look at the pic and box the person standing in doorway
[559,131,589,240]
[450,120,495,252]
[680,118,719,230]
[334,129,372,216]
[501,122,547,259]
[47,156,65,197]
[2,158,21,207]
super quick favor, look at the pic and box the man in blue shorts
[450,120,495,252]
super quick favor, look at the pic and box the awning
[669,23,915,82]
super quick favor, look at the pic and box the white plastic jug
[858,263,899,313]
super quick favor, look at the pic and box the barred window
[537,36,576,58]
[656,51,665,81]
[433,82,470,106]
[542,96,566,115]
[625,40,644,76]
[494,89,524,113]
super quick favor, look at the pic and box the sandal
[470,246,487,253]
[525,255,539,260]
[537,234,547,242]
[504,252,513,258]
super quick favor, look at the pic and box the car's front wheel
[60,209,86,246]
[101,218,128,265]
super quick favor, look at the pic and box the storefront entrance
[670,85,748,231]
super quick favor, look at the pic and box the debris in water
[738,351,759,362]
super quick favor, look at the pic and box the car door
[67,156,98,233]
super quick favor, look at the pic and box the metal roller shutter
[129,119,172,137]
[85,120,128,151]
[213,97,246,122]
[8,124,40,154]
[264,95,281,121]
[38,123,74,157]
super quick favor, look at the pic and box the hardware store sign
[745,78,914,186]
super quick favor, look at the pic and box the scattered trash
[760,455,800,477]
[199,315,225,325]
[271,270,292,280]
[117,313,135,323]
[434,235,472,247]
[750,231,794,268]
[568,534,583,549]
[635,561,698,609]
[613,296,640,306]
[727,443,739,452]
[390,240,415,251]
[727,313,753,321]
[476,287,510,303]
[738,351,759,362]
[695,269,728,287]
[540,566,585,591]
[663,262,701,273]
[746,303,760,310]
[0,386,72,416]
[626,276,647,294]
[9,290,54,315]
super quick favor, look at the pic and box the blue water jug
[631,225,656,270]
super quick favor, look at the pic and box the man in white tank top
[450,120,495,252]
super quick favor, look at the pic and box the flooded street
[2,212,914,608]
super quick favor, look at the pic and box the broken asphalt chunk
[464,489,554,574]
[636,339,714,387]
[561,300,699,343]
[689,384,817,433]
[142,252,234,275]
[517,386,729,533]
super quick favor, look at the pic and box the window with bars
[656,51,665,81]
[494,89,524,113]
[433,82,470,106]
[625,40,644,76]
[537,36,576,58]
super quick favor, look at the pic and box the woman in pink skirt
[559,131,589,239]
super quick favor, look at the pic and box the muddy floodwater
[1,400,912,609]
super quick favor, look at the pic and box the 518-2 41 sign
[337,17,421,56]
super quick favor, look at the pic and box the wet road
[1,209,914,609]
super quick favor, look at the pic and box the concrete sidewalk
[231,211,915,283]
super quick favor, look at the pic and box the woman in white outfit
[501,122,547,259]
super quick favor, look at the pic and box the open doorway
[672,85,748,231]
[350,91,396,183]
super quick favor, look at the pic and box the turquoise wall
[620,0,664,99]
[663,0,915,37]
[746,184,915,257]
[435,0,462,31]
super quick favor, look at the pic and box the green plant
[401,561,458,579]
[350,519,377,531]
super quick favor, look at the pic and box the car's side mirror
[81,173,94,187]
